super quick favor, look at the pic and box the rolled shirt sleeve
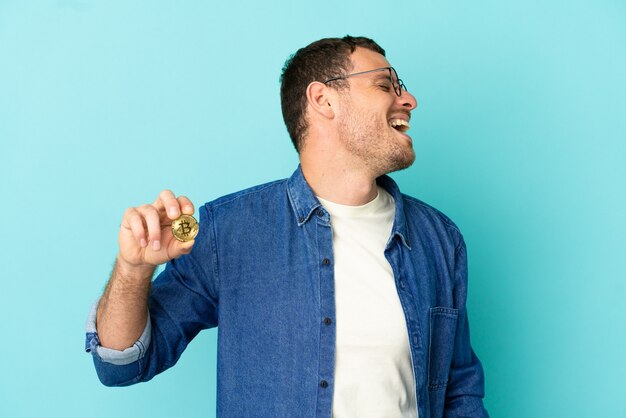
[84,300,152,366]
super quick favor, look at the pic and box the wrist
[115,256,156,281]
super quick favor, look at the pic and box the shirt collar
[286,164,323,226]
[376,174,411,250]
[286,165,411,249]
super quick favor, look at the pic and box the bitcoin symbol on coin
[171,214,199,242]
[179,221,192,235]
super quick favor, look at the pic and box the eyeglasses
[323,66,407,97]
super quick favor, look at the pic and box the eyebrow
[370,73,391,82]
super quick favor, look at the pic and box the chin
[376,152,415,176]
[390,158,415,173]
[393,147,416,169]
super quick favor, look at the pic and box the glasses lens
[398,79,407,94]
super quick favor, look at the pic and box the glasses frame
[323,66,407,97]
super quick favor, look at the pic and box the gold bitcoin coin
[171,214,199,242]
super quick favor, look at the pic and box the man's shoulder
[401,193,460,229]
[399,193,463,242]
[379,175,462,237]
[202,177,289,212]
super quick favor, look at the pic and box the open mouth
[390,119,410,133]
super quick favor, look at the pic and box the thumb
[177,239,195,255]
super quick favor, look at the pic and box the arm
[86,190,213,386]
[443,238,489,418]
[96,258,154,351]
[97,190,195,349]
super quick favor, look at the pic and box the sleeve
[85,204,220,387]
[443,238,490,418]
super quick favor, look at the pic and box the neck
[300,152,379,206]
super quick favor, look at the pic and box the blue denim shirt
[85,165,488,418]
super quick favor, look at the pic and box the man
[85,35,488,417]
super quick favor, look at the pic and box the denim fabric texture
[85,165,488,418]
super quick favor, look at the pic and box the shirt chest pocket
[427,307,459,391]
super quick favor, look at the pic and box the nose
[399,89,418,110]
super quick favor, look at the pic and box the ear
[305,81,335,119]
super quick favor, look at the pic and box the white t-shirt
[318,186,418,418]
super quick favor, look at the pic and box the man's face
[334,47,418,176]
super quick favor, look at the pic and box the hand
[118,190,196,270]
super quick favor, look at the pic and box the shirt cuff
[84,299,152,366]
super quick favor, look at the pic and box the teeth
[390,119,410,132]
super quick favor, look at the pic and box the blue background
[1,1,625,417]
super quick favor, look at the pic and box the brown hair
[280,36,386,152]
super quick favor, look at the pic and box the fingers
[177,195,195,215]
[177,239,195,255]
[119,190,196,267]
[137,204,162,250]
[125,190,195,249]
[123,205,162,250]
[154,189,193,220]
[124,208,148,248]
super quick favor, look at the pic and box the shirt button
[322,258,331,266]
[399,280,406,288]
[323,317,332,325]
[317,209,324,217]
[320,380,329,388]
[298,216,304,223]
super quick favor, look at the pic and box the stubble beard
[338,107,415,177]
